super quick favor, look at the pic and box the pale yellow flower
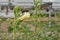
[19,12,30,20]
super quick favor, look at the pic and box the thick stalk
[49,12,51,27]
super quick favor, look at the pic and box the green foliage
[0,18,2,26]
[7,18,13,32]
[14,6,21,19]
[57,12,60,17]
[0,17,7,22]
[0,17,7,26]
[38,13,47,17]
[7,6,23,39]
[7,6,22,32]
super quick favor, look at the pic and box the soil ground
[0,17,60,33]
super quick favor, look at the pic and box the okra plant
[7,6,22,39]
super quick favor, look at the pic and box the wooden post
[6,6,8,15]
